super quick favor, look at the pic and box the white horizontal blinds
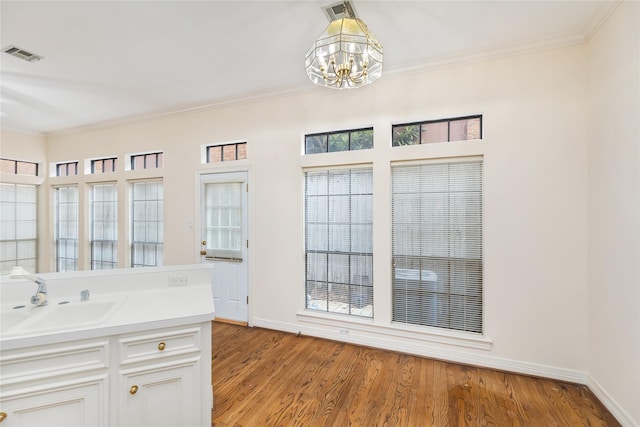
[0,183,37,274]
[55,186,79,272]
[391,160,483,333]
[131,181,164,267]
[305,168,373,317]
[91,183,118,270]
[205,182,242,259]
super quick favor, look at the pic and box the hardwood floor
[211,322,620,426]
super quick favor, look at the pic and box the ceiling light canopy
[305,4,383,89]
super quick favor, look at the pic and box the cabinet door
[0,377,107,427]
[121,362,198,427]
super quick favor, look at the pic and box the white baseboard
[252,317,585,383]
[252,317,635,426]
[587,374,638,427]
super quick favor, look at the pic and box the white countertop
[1,265,216,351]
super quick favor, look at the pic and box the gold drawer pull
[0,412,7,422]
[158,342,166,351]
[129,385,138,395]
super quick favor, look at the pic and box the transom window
[131,152,163,170]
[0,158,38,176]
[392,116,482,146]
[207,142,247,163]
[305,128,373,154]
[304,167,373,317]
[56,161,79,177]
[91,157,117,174]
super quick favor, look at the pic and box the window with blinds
[0,183,37,274]
[90,183,118,269]
[131,180,164,267]
[55,186,78,271]
[305,168,373,317]
[391,160,483,333]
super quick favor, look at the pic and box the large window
[0,183,37,274]
[391,160,483,333]
[90,183,118,269]
[305,168,373,317]
[55,186,78,271]
[131,180,164,267]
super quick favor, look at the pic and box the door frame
[195,166,251,326]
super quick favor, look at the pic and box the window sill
[297,310,493,351]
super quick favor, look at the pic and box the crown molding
[46,2,622,138]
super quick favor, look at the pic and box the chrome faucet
[81,289,90,301]
[10,266,48,306]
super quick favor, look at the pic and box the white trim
[587,374,638,427]
[253,316,586,385]
[297,310,492,351]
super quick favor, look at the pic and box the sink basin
[1,308,31,332]
[2,298,124,336]
[19,301,118,332]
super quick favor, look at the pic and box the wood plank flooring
[211,322,620,426]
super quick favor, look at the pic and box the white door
[200,172,248,324]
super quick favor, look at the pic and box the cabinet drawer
[118,326,201,364]
[0,339,109,387]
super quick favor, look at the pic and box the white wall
[587,2,640,425]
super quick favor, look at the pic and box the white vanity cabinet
[0,323,212,427]
[0,338,110,426]
[0,265,215,427]
[116,325,207,427]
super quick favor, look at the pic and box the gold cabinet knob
[129,385,138,395]
[200,250,207,255]
[158,342,166,351]
[201,240,206,246]
[0,412,7,422]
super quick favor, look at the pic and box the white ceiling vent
[3,45,43,62]
[324,1,357,21]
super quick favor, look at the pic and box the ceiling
[0,1,617,135]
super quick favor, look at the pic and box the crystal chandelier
[305,7,383,89]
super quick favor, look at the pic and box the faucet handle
[31,292,47,306]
